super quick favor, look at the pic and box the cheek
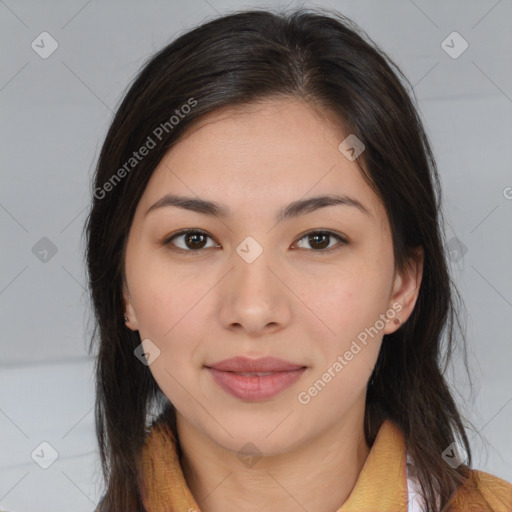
[296,274,386,410]
[311,264,392,335]
[127,246,208,340]
[126,258,220,390]
[130,274,205,403]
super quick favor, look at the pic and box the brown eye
[165,230,217,251]
[295,231,347,251]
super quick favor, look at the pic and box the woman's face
[123,98,422,455]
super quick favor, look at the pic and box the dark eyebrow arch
[145,193,370,222]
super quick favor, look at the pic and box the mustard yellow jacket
[138,418,512,511]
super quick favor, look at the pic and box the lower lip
[207,367,306,401]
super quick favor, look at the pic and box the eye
[294,231,348,252]
[164,230,219,252]
[163,229,347,253]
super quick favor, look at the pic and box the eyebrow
[145,193,370,222]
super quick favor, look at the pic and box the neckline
[139,418,410,511]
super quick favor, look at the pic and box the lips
[205,356,307,401]
[207,356,304,373]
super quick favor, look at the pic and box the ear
[383,246,424,335]
[123,280,139,331]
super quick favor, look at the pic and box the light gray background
[1,0,511,511]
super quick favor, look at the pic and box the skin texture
[123,98,423,512]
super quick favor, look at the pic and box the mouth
[205,356,307,401]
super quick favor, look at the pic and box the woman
[84,7,512,512]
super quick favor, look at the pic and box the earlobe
[123,282,139,330]
[384,246,424,335]
[123,302,139,331]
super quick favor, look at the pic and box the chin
[208,420,306,457]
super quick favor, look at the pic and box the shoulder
[449,468,512,512]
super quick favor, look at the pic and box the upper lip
[206,356,306,373]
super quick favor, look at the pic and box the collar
[139,418,410,511]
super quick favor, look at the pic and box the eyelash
[162,229,348,254]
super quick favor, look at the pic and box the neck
[177,411,371,512]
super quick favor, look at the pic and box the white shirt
[406,452,432,512]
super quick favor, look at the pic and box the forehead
[137,98,386,225]
[176,97,346,150]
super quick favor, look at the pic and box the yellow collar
[139,418,410,511]
[339,419,408,511]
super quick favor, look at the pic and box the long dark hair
[84,7,479,511]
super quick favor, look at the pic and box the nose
[218,248,292,336]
